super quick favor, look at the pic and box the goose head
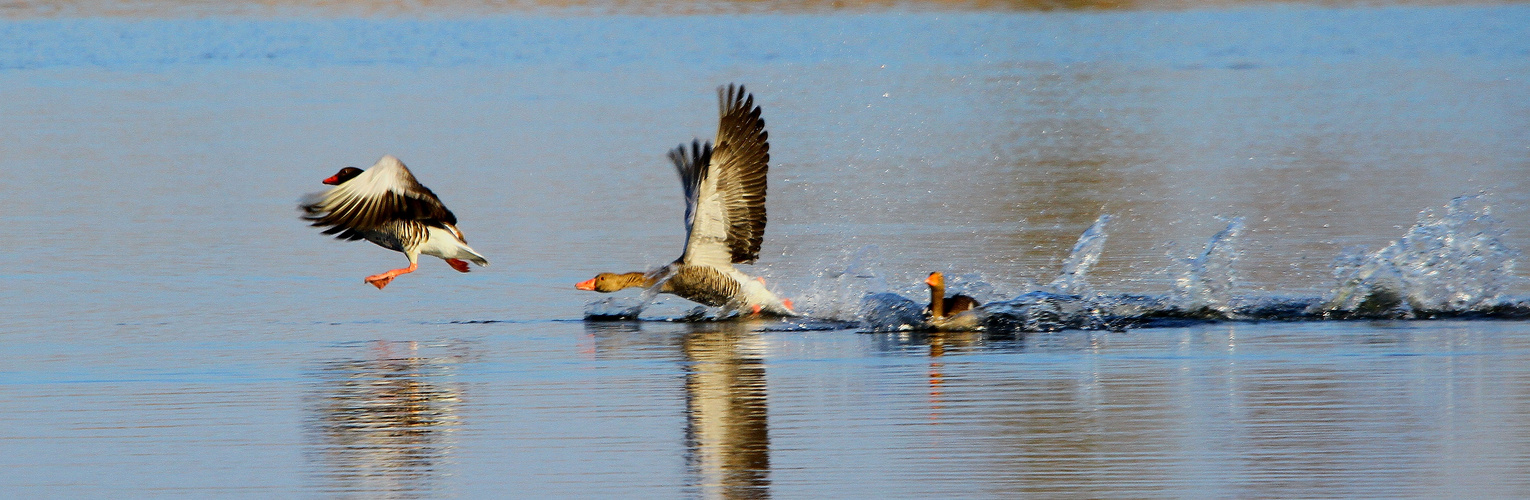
[576,272,649,292]
[322,167,364,185]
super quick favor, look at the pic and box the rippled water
[3,2,1530,497]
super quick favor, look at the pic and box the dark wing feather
[709,84,770,264]
[669,139,712,256]
[299,156,457,241]
[946,295,981,316]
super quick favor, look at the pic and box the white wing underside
[303,155,459,240]
[683,169,736,268]
[318,155,417,209]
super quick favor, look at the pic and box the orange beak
[322,174,342,185]
[925,272,943,287]
[575,278,597,291]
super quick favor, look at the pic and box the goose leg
[365,262,418,290]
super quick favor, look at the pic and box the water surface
[2,3,1529,497]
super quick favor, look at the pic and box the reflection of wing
[307,347,461,495]
[675,84,770,266]
[683,326,771,496]
[301,155,457,241]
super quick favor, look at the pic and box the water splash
[1313,196,1521,318]
[584,296,649,320]
[858,292,927,331]
[590,197,1530,329]
[800,245,889,321]
[1049,214,1111,295]
[1169,217,1245,317]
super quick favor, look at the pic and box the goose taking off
[301,155,488,290]
[576,84,795,316]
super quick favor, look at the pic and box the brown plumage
[926,272,982,331]
[672,84,771,265]
[577,84,793,316]
[300,155,488,290]
[302,160,458,244]
[577,266,743,310]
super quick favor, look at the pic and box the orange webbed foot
[446,259,471,273]
[783,298,795,312]
[755,276,767,285]
[365,274,395,290]
[751,304,763,315]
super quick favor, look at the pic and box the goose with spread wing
[576,84,795,316]
[300,155,488,290]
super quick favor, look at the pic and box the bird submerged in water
[925,272,983,331]
[300,155,488,290]
[576,84,795,316]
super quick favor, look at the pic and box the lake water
[3,2,1530,497]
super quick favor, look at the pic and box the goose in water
[926,272,983,331]
[576,84,795,316]
[301,155,489,290]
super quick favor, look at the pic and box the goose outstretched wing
[301,155,457,241]
[674,84,770,266]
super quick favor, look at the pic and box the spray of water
[1313,196,1521,318]
[587,196,1529,327]
[1049,214,1111,295]
[798,245,889,321]
[980,214,1118,332]
[1169,217,1245,317]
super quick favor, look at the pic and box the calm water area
[2,2,1530,497]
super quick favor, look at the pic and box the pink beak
[575,278,597,291]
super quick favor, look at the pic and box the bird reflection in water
[305,340,462,498]
[683,323,771,499]
[585,320,772,499]
[921,330,995,421]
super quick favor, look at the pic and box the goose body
[926,272,983,331]
[577,85,794,316]
[301,155,488,289]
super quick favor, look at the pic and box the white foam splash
[800,245,889,321]
[857,292,926,331]
[583,296,647,319]
[1170,217,1244,316]
[1048,214,1111,295]
[1314,196,1521,318]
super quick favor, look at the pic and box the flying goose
[301,155,488,290]
[576,84,795,316]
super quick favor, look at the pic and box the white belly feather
[418,225,489,265]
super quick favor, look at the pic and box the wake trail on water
[853,195,1529,332]
[584,195,1529,330]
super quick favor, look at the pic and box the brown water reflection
[305,341,463,498]
[828,323,1530,497]
[988,65,1160,283]
[583,321,772,498]
[684,323,772,499]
